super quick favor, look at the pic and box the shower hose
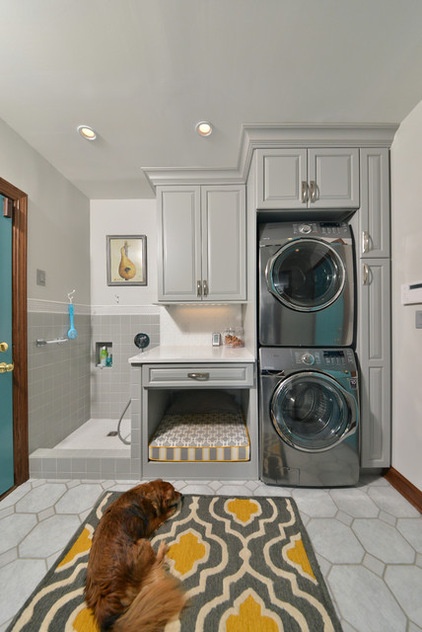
[117,399,131,445]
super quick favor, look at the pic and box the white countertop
[129,345,255,364]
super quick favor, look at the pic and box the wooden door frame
[0,177,28,491]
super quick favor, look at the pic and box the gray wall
[27,311,91,450]
[391,101,422,490]
[0,117,91,452]
[27,311,160,451]
[91,313,159,420]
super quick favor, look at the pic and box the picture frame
[106,235,147,286]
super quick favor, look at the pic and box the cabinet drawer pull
[309,180,319,203]
[301,181,309,203]
[187,372,210,381]
[203,280,208,297]
[197,280,202,297]
[363,263,369,285]
[362,231,370,254]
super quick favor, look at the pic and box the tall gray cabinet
[353,148,391,467]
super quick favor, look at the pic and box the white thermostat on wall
[401,282,422,305]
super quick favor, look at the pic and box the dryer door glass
[270,372,353,452]
[266,239,345,312]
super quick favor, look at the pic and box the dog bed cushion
[148,391,250,462]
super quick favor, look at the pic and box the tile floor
[0,474,421,632]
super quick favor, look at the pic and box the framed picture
[106,235,147,286]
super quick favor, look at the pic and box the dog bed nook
[148,390,250,463]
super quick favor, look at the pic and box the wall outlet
[36,269,46,286]
[416,311,422,329]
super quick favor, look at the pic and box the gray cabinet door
[201,186,246,301]
[358,148,390,258]
[357,258,391,468]
[256,147,359,209]
[308,148,359,208]
[256,149,307,209]
[158,185,246,302]
[157,187,201,301]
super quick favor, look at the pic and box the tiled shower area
[28,305,160,479]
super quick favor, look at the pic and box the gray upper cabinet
[358,148,390,258]
[256,147,360,209]
[157,185,246,302]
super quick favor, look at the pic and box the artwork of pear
[118,241,136,280]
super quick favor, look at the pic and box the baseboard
[384,467,422,513]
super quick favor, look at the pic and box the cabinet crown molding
[143,123,398,192]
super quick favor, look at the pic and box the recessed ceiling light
[195,121,213,137]
[77,125,97,141]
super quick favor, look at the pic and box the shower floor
[54,418,131,450]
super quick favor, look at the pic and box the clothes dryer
[259,347,359,487]
[259,221,355,347]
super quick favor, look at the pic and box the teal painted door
[0,194,14,495]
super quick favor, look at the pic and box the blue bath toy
[67,290,78,339]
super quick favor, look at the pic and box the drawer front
[143,363,254,387]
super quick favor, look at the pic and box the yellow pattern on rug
[285,535,316,581]
[226,593,281,631]
[71,604,99,632]
[167,530,207,575]
[57,526,93,570]
[225,498,260,525]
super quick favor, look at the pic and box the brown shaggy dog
[85,480,186,631]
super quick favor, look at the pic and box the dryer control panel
[260,346,357,374]
[293,221,349,237]
[294,348,356,370]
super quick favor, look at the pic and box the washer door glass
[266,239,345,312]
[270,372,353,452]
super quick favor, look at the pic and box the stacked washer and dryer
[258,221,360,487]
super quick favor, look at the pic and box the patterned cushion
[149,412,250,462]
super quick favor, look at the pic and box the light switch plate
[36,269,46,286]
[416,311,422,329]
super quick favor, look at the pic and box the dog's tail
[112,552,186,632]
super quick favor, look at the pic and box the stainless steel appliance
[259,221,355,347]
[259,347,359,487]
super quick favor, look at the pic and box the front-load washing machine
[259,347,359,487]
[259,221,355,347]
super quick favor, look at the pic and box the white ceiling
[1,0,422,199]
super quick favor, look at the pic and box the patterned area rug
[7,492,342,631]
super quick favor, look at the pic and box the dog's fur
[85,480,186,631]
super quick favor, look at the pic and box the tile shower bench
[129,346,258,480]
